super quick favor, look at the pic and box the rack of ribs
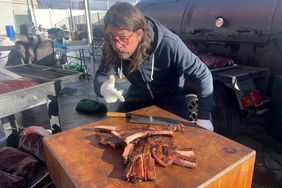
[94,124,197,183]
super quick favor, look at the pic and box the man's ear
[136,29,144,41]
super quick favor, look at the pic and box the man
[94,2,214,131]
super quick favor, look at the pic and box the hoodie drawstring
[150,54,155,81]
[119,60,123,79]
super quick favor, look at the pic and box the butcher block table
[43,106,256,188]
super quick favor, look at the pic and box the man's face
[105,25,143,60]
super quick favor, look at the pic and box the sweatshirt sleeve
[93,57,112,97]
[174,39,215,119]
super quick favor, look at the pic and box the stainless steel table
[0,64,81,137]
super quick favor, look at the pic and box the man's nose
[111,40,123,50]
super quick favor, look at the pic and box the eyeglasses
[106,32,135,46]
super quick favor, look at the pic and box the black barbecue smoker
[137,0,282,137]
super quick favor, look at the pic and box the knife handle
[107,112,128,118]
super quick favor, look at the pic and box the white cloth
[196,119,214,131]
[100,75,125,103]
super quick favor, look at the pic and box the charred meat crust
[94,125,197,183]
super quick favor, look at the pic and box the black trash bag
[6,48,25,66]
[48,95,59,117]
[76,99,108,114]
[6,131,20,148]
[47,28,65,43]
[52,124,62,134]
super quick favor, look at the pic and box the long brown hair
[103,2,152,73]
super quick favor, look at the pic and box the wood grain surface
[43,106,255,188]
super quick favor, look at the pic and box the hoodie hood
[146,16,165,56]
[143,16,166,81]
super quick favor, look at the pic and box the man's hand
[101,75,125,103]
[196,119,214,131]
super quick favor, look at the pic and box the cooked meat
[94,126,120,132]
[198,53,234,69]
[93,124,197,183]
[0,78,37,94]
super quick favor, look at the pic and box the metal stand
[0,64,81,140]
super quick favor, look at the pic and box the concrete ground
[234,116,282,188]
[1,49,282,187]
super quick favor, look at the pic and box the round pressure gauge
[215,17,225,28]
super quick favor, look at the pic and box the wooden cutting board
[43,105,255,188]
